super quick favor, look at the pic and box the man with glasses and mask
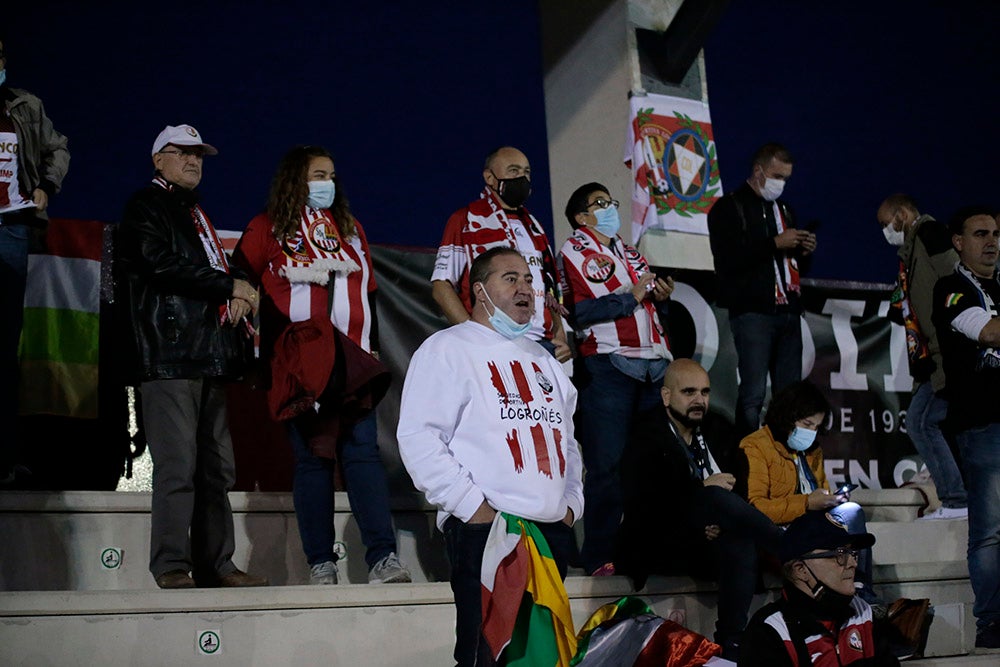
[399,247,583,667]
[708,143,816,438]
[740,511,898,666]
[117,124,265,590]
[558,181,673,576]
[876,194,966,520]
[0,37,70,486]
[432,146,571,362]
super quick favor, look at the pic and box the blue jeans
[289,412,397,569]
[908,382,967,508]
[575,354,663,573]
[443,516,575,667]
[730,311,803,437]
[827,502,878,604]
[0,222,29,472]
[957,424,1000,631]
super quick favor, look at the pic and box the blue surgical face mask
[478,284,531,340]
[0,70,6,88]
[787,426,818,452]
[307,180,335,209]
[593,206,621,238]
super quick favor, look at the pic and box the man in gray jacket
[0,37,71,486]
[877,194,967,519]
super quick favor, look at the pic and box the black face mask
[492,174,531,209]
[805,564,855,623]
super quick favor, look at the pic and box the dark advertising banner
[664,270,924,491]
[19,233,930,493]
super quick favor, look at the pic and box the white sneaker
[310,560,338,584]
[368,552,411,584]
[918,506,969,520]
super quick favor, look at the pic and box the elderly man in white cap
[117,124,266,589]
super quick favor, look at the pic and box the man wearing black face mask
[740,511,898,666]
[432,146,571,362]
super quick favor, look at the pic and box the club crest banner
[624,93,722,241]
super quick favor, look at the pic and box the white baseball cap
[151,124,218,156]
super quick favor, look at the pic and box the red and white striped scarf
[279,206,360,285]
[560,226,669,358]
[772,201,801,305]
[152,177,232,322]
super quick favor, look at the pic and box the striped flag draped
[571,596,724,666]
[19,218,103,418]
[481,512,577,666]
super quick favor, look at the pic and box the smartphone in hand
[835,483,858,497]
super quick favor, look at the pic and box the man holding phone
[708,143,817,437]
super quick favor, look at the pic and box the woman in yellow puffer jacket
[740,380,880,604]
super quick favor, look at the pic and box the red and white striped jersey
[559,227,669,359]
[235,211,376,352]
[432,188,560,342]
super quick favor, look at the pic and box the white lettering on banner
[840,407,854,433]
[824,458,881,490]
[670,282,720,370]
[824,299,869,390]
[801,316,816,378]
[879,300,914,392]
[868,408,908,434]
[893,458,927,486]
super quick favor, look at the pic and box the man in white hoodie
[398,246,584,667]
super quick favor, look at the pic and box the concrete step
[0,490,969,591]
[0,565,979,666]
[0,490,449,590]
[868,518,969,565]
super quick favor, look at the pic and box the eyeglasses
[799,547,859,567]
[159,148,204,160]
[586,198,620,211]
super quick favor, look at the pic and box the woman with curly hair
[234,145,409,586]
[740,380,879,604]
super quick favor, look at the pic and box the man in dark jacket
[0,38,70,485]
[707,143,816,437]
[740,510,898,666]
[117,124,265,589]
[616,358,781,660]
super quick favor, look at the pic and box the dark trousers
[143,378,237,582]
[0,222,29,473]
[443,516,577,667]
[730,311,803,437]
[575,354,662,572]
[687,486,783,645]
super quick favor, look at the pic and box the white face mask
[760,177,785,202]
[882,224,905,247]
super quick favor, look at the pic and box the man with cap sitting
[740,511,898,666]
[117,124,266,589]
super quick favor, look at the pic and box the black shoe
[975,621,1000,651]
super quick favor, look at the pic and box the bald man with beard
[616,358,783,660]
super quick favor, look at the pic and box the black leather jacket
[116,181,252,383]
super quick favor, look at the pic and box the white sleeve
[559,379,585,523]
[951,307,992,341]
[396,340,485,523]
